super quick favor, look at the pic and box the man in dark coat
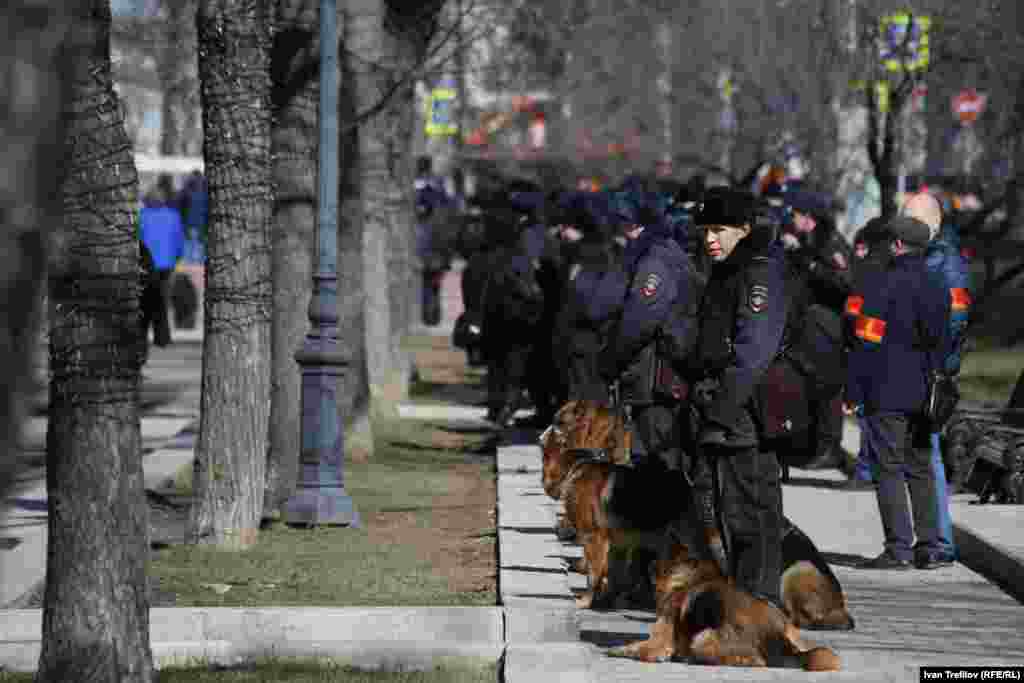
[780,187,852,314]
[691,187,791,609]
[844,215,952,570]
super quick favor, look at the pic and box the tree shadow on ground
[579,630,649,648]
[782,476,851,490]
[821,551,873,567]
[409,380,486,407]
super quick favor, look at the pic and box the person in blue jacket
[904,192,972,564]
[139,175,185,351]
[844,214,953,571]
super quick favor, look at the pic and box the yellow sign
[876,81,890,113]
[425,87,457,137]
[880,13,930,73]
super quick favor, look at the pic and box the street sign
[880,13,931,73]
[425,86,457,138]
[952,89,987,125]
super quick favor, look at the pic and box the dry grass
[146,335,497,608]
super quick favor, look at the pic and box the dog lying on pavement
[540,399,855,633]
[609,524,842,670]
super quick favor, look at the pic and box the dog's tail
[781,560,856,631]
[781,623,842,672]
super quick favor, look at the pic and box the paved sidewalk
[1,335,203,607]
[495,424,1024,682]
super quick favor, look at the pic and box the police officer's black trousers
[710,443,784,606]
[486,344,531,418]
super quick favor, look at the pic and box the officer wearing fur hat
[844,214,952,570]
[691,186,792,609]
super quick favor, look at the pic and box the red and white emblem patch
[748,284,768,313]
[641,272,661,298]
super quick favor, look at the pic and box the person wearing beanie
[690,186,791,609]
[844,213,953,570]
[780,187,853,314]
[597,190,704,606]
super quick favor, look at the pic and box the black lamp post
[284,0,359,527]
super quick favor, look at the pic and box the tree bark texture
[351,0,399,409]
[189,0,273,549]
[0,1,70,507]
[336,5,369,430]
[38,1,154,680]
[159,0,199,157]
[388,2,433,390]
[264,0,317,518]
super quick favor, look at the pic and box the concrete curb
[953,522,1024,605]
[0,607,504,644]
[0,607,507,673]
[0,640,503,673]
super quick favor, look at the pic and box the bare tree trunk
[351,0,411,419]
[189,0,273,549]
[158,0,199,157]
[389,10,424,375]
[0,1,70,508]
[336,4,369,437]
[264,0,317,519]
[37,1,153,680]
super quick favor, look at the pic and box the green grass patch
[958,345,1024,406]
[0,659,497,682]
[148,418,495,607]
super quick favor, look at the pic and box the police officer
[552,198,625,403]
[482,200,545,427]
[780,187,852,314]
[844,215,951,570]
[600,193,702,472]
[691,187,790,608]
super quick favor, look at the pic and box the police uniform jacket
[844,252,951,415]
[694,226,789,432]
[601,223,701,403]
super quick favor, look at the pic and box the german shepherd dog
[541,400,855,634]
[609,526,842,671]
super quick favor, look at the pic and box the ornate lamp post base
[284,345,360,528]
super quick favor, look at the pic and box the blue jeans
[853,416,878,482]
[931,432,957,561]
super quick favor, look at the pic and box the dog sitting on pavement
[540,399,855,633]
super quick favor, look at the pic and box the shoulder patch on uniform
[640,272,661,298]
[748,283,768,313]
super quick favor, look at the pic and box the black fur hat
[694,187,758,226]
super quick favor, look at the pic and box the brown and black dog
[541,399,855,633]
[609,528,842,671]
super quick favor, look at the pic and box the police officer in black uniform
[551,198,625,403]
[691,187,790,609]
[482,200,545,427]
[600,194,702,474]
